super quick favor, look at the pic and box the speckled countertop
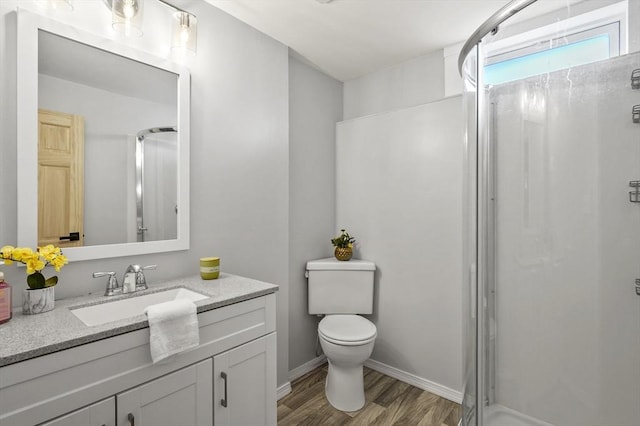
[0,273,278,367]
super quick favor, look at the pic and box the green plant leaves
[45,276,58,287]
[27,272,45,289]
[26,272,58,289]
[331,229,356,248]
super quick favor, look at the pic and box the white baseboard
[277,381,292,400]
[288,354,327,382]
[279,355,327,401]
[284,355,462,404]
[365,359,463,404]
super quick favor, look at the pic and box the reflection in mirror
[38,30,178,248]
[134,127,178,243]
[17,11,190,261]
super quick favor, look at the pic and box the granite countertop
[0,273,278,367]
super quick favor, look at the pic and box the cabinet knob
[127,412,135,426]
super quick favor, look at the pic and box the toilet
[306,257,377,412]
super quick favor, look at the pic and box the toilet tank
[306,258,376,315]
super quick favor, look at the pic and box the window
[483,2,627,85]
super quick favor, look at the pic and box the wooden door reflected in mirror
[38,108,84,248]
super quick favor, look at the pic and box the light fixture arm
[156,0,189,14]
[102,0,189,14]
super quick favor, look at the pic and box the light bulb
[123,0,136,19]
[180,29,190,44]
[112,0,142,37]
[178,12,191,44]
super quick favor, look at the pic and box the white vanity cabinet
[0,293,277,426]
[214,334,277,426]
[40,398,115,426]
[117,359,213,426]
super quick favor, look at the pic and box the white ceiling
[205,0,512,81]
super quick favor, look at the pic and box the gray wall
[288,56,342,373]
[343,50,444,120]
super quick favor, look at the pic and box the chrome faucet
[93,271,121,296]
[122,264,157,293]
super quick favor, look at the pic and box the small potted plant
[331,229,356,261]
[0,245,68,314]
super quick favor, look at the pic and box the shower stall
[459,1,640,425]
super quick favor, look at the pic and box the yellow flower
[11,247,35,262]
[1,244,67,285]
[0,245,14,259]
[24,253,45,274]
[50,254,68,272]
[38,245,59,262]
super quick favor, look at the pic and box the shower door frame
[461,4,542,425]
[475,40,491,426]
[134,126,178,243]
[463,41,496,426]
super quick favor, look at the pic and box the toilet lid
[319,315,377,343]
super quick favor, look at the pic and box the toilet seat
[319,315,377,346]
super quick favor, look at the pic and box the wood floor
[278,364,461,426]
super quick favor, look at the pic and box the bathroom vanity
[0,274,278,426]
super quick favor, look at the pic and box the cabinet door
[117,359,212,426]
[213,333,277,426]
[40,397,115,426]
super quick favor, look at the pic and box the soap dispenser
[0,271,12,324]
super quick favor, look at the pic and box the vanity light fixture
[170,10,197,55]
[101,0,197,55]
[111,0,144,37]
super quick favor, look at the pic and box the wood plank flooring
[278,364,461,426]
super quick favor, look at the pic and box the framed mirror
[17,11,190,261]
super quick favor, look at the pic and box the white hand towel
[144,299,199,364]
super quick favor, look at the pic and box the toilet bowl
[318,314,377,412]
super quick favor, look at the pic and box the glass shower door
[483,51,640,426]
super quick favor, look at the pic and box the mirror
[17,11,190,261]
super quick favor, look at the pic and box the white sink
[70,288,209,327]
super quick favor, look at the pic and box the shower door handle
[635,279,640,296]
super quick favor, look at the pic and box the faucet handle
[134,264,157,291]
[93,271,121,296]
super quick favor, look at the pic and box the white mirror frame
[17,11,190,261]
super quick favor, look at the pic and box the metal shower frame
[135,126,177,242]
[457,1,540,425]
